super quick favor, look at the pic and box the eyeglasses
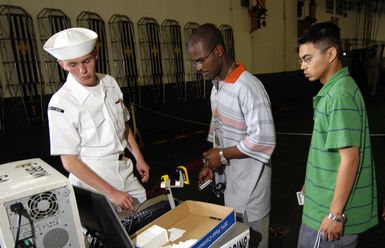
[192,45,217,67]
[298,47,331,66]
[298,56,313,66]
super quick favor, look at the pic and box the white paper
[168,227,186,241]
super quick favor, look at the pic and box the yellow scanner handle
[177,166,189,185]
[161,174,169,182]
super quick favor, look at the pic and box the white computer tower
[0,158,85,248]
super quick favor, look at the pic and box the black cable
[20,209,36,248]
[10,203,24,248]
[14,211,22,248]
[10,203,36,248]
[86,228,107,248]
[212,167,226,198]
[126,200,147,234]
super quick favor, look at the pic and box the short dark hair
[298,21,342,59]
[188,23,225,51]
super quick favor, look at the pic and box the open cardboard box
[131,200,236,248]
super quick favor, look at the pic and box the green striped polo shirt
[302,67,378,234]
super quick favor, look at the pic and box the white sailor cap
[43,27,98,60]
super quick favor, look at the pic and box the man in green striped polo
[297,22,378,247]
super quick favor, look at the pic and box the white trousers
[69,157,146,203]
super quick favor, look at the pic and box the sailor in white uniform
[44,28,149,210]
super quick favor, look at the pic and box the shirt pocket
[80,112,105,146]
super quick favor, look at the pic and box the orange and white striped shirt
[208,64,276,221]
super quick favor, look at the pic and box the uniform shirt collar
[66,73,113,104]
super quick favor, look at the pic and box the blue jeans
[297,223,357,248]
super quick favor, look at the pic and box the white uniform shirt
[48,73,129,159]
[47,73,146,202]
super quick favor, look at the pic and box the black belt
[118,148,133,160]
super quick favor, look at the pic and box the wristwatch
[328,213,346,223]
[219,149,229,166]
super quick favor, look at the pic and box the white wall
[0,0,384,94]
[249,0,300,73]
[0,0,252,96]
[249,0,385,73]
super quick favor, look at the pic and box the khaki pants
[243,212,270,248]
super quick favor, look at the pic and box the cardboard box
[212,222,250,248]
[131,200,236,248]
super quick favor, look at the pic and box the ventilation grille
[43,228,69,248]
[28,191,58,220]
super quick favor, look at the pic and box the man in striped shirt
[297,22,378,247]
[188,24,276,248]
